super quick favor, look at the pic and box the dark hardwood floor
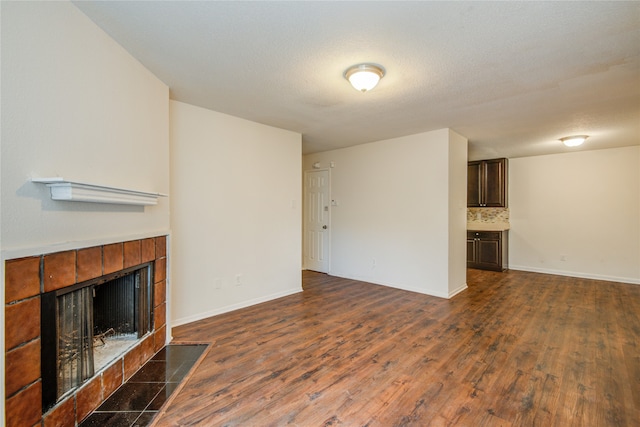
[156,269,640,426]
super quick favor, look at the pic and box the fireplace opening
[41,263,153,411]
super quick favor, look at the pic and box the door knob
[322,225,327,229]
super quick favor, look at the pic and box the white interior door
[304,170,330,273]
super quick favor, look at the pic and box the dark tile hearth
[79,344,207,427]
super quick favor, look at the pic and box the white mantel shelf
[32,177,168,206]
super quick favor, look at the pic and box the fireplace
[4,236,168,426]
[40,262,154,410]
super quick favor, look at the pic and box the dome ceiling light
[344,63,385,92]
[560,135,589,147]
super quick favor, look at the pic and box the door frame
[303,168,331,273]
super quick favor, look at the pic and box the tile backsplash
[467,207,509,223]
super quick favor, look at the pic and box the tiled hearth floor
[79,344,207,427]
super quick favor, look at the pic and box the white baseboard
[327,270,459,299]
[508,264,640,285]
[172,287,303,327]
[448,283,468,298]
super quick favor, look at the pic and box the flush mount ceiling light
[344,63,385,92]
[559,135,589,147]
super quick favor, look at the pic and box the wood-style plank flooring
[157,269,640,426]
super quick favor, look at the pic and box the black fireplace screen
[57,286,95,397]
[41,262,153,411]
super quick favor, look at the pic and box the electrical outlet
[235,274,243,286]
[560,255,567,262]
[214,278,222,289]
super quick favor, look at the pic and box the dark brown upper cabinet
[467,158,508,207]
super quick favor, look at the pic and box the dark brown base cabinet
[467,230,509,271]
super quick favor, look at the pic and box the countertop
[467,221,510,231]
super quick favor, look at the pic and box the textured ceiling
[73,1,640,159]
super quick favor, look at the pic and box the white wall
[170,101,302,326]
[1,1,171,420]
[1,1,170,256]
[448,130,469,295]
[509,146,640,284]
[302,128,468,298]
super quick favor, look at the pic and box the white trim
[164,233,173,345]
[448,283,469,298]
[508,264,640,285]
[32,177,168,206]
[1,229,171,261]
[171,287,303,327]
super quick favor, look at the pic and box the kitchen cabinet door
[467,161,482,207]
[467,231,508,271]
[466,236,477,264]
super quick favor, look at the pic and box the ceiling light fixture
[344,63,385,92]
[560,135,588,147]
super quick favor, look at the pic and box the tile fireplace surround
[4,235,168,427]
